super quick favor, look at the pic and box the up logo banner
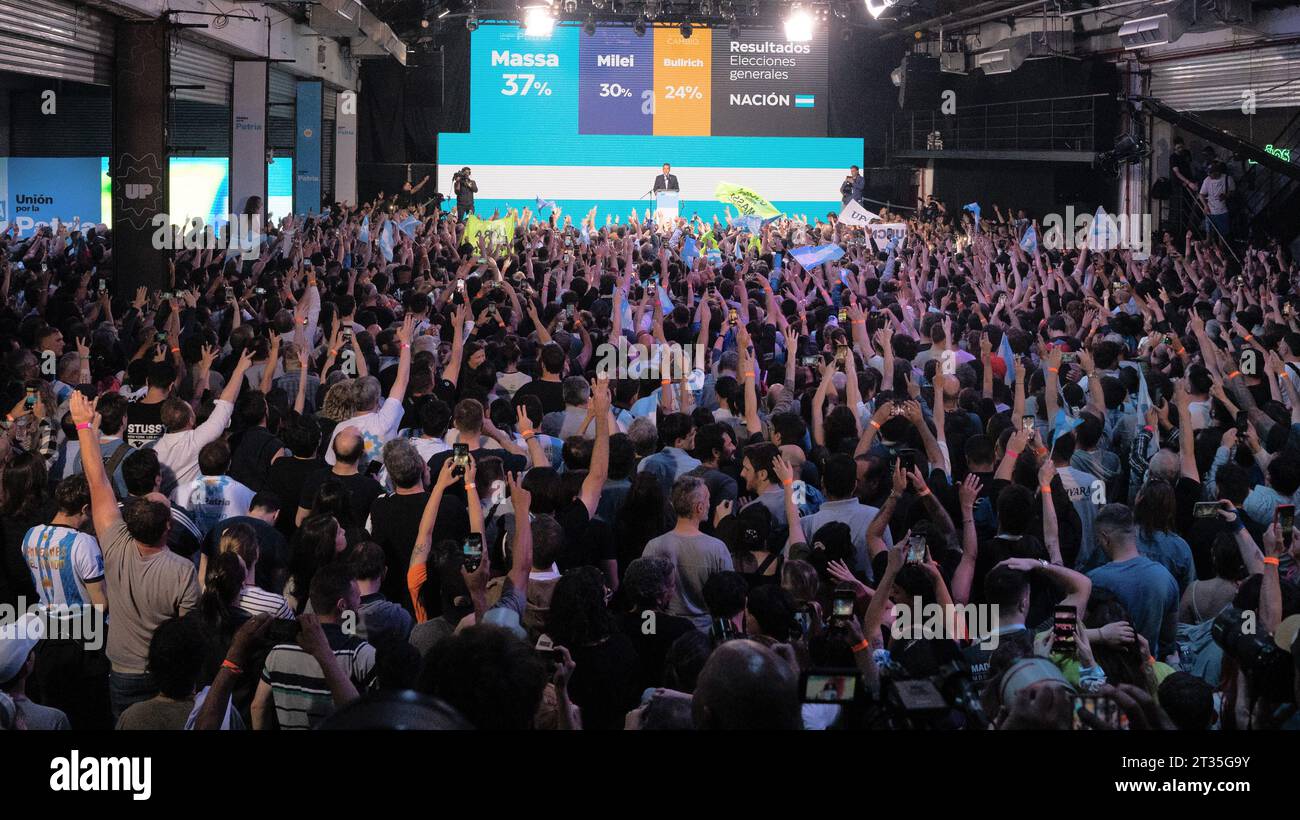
[113,154,165,231]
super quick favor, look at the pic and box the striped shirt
[235,585,294,619]
[260,623,377,730]
[22,524,104,610]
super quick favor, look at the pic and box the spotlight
[785,7,814,41]
[437,7,450,18]
[866,0,897,19]
[563,0,578,12]
[749,1,759,17]
[680,20,693,38]
[644,0,659,18]
[633,16,647,36]
[467,12,478,30]
[523,4,556,37]
[583,14,597,35]
[699,0,712,15]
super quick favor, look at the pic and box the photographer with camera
[452,167,477,220]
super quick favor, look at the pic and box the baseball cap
[998,657,1074,706]
[0,613,44,683]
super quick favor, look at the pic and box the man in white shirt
[1198,161,1233,238]
[156,349,254,503]
[182,440,255,538]
[324,316,415,469]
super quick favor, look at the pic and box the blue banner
[295,81,323,216]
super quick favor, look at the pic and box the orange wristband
[1263,556,1280,567]
[1047,367,1059,374]
[1041,485,1052,494]
[870,420,881,430]
[522,429,536,439]
[850,639,871,654]
[1228,370,1241,379]
[782,478,793,487]
[1007,450,1020,459]
[463,483,477,491]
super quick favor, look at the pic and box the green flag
[714,182,781,219]
[463,214,516,254]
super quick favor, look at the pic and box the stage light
[644,0,659,19]
[583,15,597,35]
[785,7,814,41]
[466,13,478,30]
[437,7,450,18]
[699,0,712,15]
[563,0,578,12]
[633,16,647,36]
[523,4,556,37]
[865,0,897,19]
[749,1,760,17]
[680,21,693,38]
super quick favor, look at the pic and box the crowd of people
[0,187,1298,732]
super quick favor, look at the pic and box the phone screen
[462,534,483,571]
[1021,414,1035,433]
[800,671,859,704]
[24,388,36,408]
[1193,502,1221,519]
[831,594,854,618]
[1052,605,1077,656]
[1237,412,1249,435]
[906,534,927,564]
[1277,504,1295,538]
[452,443,469,475]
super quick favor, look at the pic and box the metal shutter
[268,68,297,151]
[170,36,232,106]
[169,38,232,158]
[9,84,111,155]
[1149,43,1300,112]
[0,0,114,86]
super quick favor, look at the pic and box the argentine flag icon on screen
[795,94,815,109]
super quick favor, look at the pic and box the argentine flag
[1020,225,1038,254]
[398,215,421,239]
[358,214,370,244]
[788,244,845,270]
[794,94,815,108]
[998,329,1016,386]
[535,196,558,212]
[682,236,700,267]
[378,220,395,263]
[964,202,981,232]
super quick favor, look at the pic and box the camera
[1213,605,1294,701]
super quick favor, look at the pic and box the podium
[655,191,679,223]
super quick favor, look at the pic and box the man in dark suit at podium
[653,163,680,193]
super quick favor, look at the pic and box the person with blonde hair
[220,520,293,619]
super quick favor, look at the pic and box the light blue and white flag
[358,214,370,244]
[1051,408,1084,444]
[788,243,845,270]
[535,196,558,212]
[682,236,700,267]
[705,248,723,266]
[1020,224,1039,254]
[397,215,421,239]
[579,221,592,246]
[964,202,981,231]
[734,214,764,234]
[378,220,395,263]
[998,329,1016,386]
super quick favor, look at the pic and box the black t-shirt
[562,632,643,731]
[228,426,284,493]
[125,400,166,448]
[200,515,289,591]
[513,378,565,415]
[267,457,327,537]
[298,468,384,530]
[426,447,528,501]
[367,491,469,608]
[1173,477,1203,540]
[616,608,695,691]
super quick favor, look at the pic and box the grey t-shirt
[102,521,200,674]
[15,698,70,730]
[642,530,734,630]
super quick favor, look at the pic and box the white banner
[231,61,268,218]
[839,199,878,227]
[870,222,908,245]
[335,91,358,207]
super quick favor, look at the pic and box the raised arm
[69,393,123,537]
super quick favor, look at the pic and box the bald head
[692,639,800,730]
[334,427,365,465]
[1147,450,1179,484]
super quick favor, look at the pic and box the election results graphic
[472,24,828,138]
[439,24,861,221]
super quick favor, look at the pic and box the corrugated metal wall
[1149,43,1300,112]
[269,68,297,151]
[0,0,114,86]
[322,88,337,202]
